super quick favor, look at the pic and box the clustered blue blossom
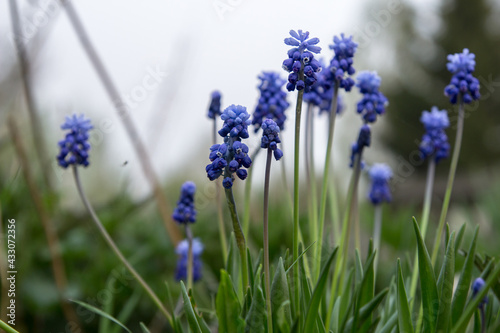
[172,181,197,224]
[304,61,345,114]
[252,72,290,132]
[260,119,283,161]
[472,277,488,309]
[444,49,480,104]
[356,71,388,123]
[282,29,322,92]
[350,124,371,168]
[175,238,203,282]
[368,163,393,205]
[207,105,252,188]
[218,104,251,139]
[57,114,93,168]
[419,107,450,163]
[207,91,222,119]
[324,34,358,91]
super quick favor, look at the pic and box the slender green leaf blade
[436,232,455,333]
[140,322,151,333]
[180,281,202,333]
[216,270,245,333]
[245,268,267,333]
[271,257,292,329]
[396,259,414,333]
[69,299,131,333]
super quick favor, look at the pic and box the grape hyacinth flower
[368,164,393,205]
[472,277,488,308]
[175,238,203,282]
[325,33,358,91]
[57,114,93,168]
[419,107,450,163]
[252,72,290,132]
[207,91,222,119]
[444,49,480,104]
[282,29,322,92]
[261,119,283,161]
[206,105,252,189]
[304,62,345,114]
[356,71,388,123]
[172,181,197,224]
[350,124,371,168]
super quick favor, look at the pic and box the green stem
[224,187,249,291]
[325,153,362,329]
[373,204,383,274]
[72,167,173,324]
[292,69,305,316]
[185,225,194,291]
[409,158,436,310]
[0,319,19,333]
[263,148,274,333]
[430,102,464,266]
[243,148,261,237]
[214,118,228,260]
[305,103,318,252]
[316,85,339,279]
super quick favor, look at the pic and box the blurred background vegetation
[1,0,500,332]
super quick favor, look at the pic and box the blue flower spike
[218,104,252,139]
[172,181,197,224]
[444,49,480,104]
[419,107,450,163]
[175,238,204,282]
[350,124,371,168]
[207,90,222,119]
[325,33,358,91]
[356,71,388,123]
[368,164,393,205]
[57,114,93,168]
[282,29,322,92]
[252,72,290,132]
[261,119,283,161]
[472,277,488,309]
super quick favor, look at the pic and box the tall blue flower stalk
[431,49,480,266]
[317,34,357,285]
[206,104,252,290]
[61,114,173,324]
[472,278,488,333]
[175,238,203,283]
[409,107,451,306]
[172,181,200,289]
[261,119,283,333]
[282,29,322,312]
[207,91,228,260]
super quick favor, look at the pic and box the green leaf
[396,259,414,333]
[351,251,376,333]
[227,234,241,297]
[454,223,466,258]
[303,247,338,333]
[436,232,455,333]
[139,322,151,333]
[377,312,398,333]
[110,288,141,333]
[344,288,388,332]
[413,217,438,333]
[180,281,203,333]
[451,261,500,333]
[216,270,245,333]
[245,267,267,333]
[69,299,131,333]
[271,258,292,330]
[451,226,478,324]
[285,242,316,274]
[276,300,292,333]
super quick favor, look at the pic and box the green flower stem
[316,85,339,279]
[185,225,194,291]
[72,166,173,324]
[263,148,274,333]
[409,158,436,309]
[224,187,249,291]
[292,68,305,316]
[0,319,19,333]
[373,204,383,272]
[214,118,228,260]
[243,148,261,237]
[305,103,318,251]
[329,176,341,245]
[325,153,362,329]
[430,101,464,266]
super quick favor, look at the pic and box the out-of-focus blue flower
[444,49,480,104]
[368,164,392,205]
[175,238,203,282]
[419,107,450,163]
[218,105,251,139]
[356,71,388,123]
[304,59,345,114]
[172,181,197,224]
[57,114,93,168]
[207,91,222,119]
[350,124,371,168]
[324,34,357,92]
[261,119,283,161]
[472,277,488,309]
[282,29,322,92]
[253,72,290,132]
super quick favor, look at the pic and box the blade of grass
[397,259,414,333]
[70,299,131,333]
[435,232,455,333]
